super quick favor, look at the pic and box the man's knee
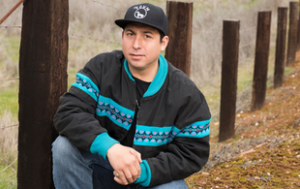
[52,135,76,162]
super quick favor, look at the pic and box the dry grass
[0,111,18,163]
[191,0,291,87]
[1,0,291,83]
[0,0,22,36]
[0,35,18,82]
[0,1,296,187]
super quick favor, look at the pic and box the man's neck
[128,60,159,82]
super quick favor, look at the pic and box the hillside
[186,53,300,188]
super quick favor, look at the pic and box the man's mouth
[130,54,144,59]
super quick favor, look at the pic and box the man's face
[122,23,168,75]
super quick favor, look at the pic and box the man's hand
[107,143,142,185]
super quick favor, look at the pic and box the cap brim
[115,19,166,36]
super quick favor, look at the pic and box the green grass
[0,161,17,189]
[2,36,20,63]
[0,83,19,118]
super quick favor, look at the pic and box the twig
[0,157,17,173]
[240,148,255,156]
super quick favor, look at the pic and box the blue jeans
[52,136,188,189]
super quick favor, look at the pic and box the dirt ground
[186,53,300,189]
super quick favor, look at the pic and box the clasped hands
[107,143,142,185]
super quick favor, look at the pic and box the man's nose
[133,36,142,49]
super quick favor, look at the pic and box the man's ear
[160,36,169,51]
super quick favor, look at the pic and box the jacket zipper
[136,99,140,109]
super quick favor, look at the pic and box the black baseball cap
[115,3,168,36]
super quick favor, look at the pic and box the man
[52,3,211,189]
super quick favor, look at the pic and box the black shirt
[120,76,151,147]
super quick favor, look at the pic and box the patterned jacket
[53,50,211,187]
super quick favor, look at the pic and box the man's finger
[130,149,142,163]
[128,164,140,182]
[115,171,128,185]
[114,175,126,185]
[128,158,141,182]
[123,168,135,184]
[113,171,120,178]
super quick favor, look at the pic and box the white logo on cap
[133,5,150,19]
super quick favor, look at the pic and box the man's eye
[127,33,133,36]
[145,35,151,38]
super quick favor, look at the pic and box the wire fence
[0,0,295,152]
[0,25,257,37]
[0,25,121,45]
[69,33,121,45]
[0,25,22,28]
[0,174,16,182]
[91,0,125,12]
[0,22,258,84]
[1,2,299,188]
[1,124,19,130]
[0,78,19,82]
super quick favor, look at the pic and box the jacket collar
[124,54,168,97]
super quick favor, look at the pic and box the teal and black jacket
[53,50,211,187]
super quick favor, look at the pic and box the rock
[254,176,260,180]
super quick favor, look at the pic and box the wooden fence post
[251,11,272,112]
[286,2,299,66]
[165,1,193,77]
[274,7,288,88]
[18,0,69,188]
[219,20,240,142]
[297,2,300,50]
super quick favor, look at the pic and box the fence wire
[0,174,16,182]
[69,33,121,45]
[1,124,19,130]
[0,78,19,82]
[0,26,121,45]
[91,0,125,12]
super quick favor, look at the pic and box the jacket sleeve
[53,55,119,159]
[136,89,211,187]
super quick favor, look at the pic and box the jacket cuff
[135,160,151,187]
[90,133,120,160]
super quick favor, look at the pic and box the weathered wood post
[251,11,272,112]
[219,20,240,142]
[286,2,299,66]
[297,1,300,50]
[165,1,193,77]
[18,0,69,188]
[274,7,288,88]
